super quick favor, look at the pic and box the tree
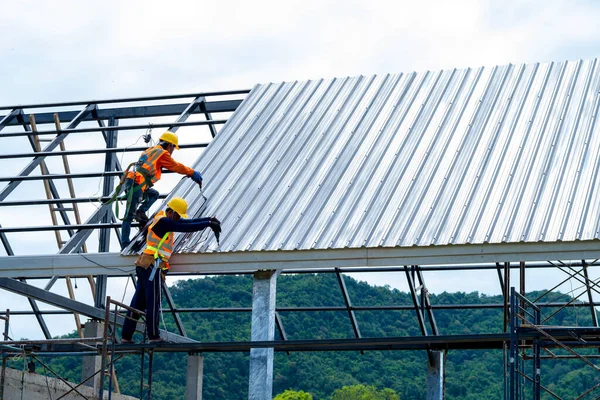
[331,384,400,400]
[274,389,313,400]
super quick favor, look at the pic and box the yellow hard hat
[159,131,180,150]
[167,197,188,218]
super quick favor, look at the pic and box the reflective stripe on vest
[142,211,174,262]
[127,145,166,188]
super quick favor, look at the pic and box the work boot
[134,209,149,226]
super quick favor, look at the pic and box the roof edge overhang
[3,240,600,279]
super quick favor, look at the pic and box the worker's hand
[209,217,221,234]
[161,269,168,281]
[191,171,203,187]
[209,217,221,245]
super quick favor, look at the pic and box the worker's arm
[157,151,194,177]
[151,217,212,237]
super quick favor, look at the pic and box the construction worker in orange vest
[120,131,203,249]
[121,197,221,343]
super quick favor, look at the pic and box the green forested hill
[35,274,597,399]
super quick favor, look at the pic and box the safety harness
[102,147,162,220]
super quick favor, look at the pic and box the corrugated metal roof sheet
[132,58,600,255]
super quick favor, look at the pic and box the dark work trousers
[121,265,162,341]
[120,178,160,249]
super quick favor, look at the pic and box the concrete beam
[81,321,103,391]
[426,350,445,400]
[248,270,279,400]
[2,240,600,279]
[185,354,204,400]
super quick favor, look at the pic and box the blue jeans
[121,265,162,341]
[120,178,159,248]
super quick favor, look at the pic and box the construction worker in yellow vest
[120,131,203,249]
[121,197,221,343]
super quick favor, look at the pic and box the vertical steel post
[147,350,154,400]
[509,288,517,400]
[140,348,146,400]
[248,270,279,400]
[533,303,541,400]
[335,268,361,339]
[582,260,599,327]
[99,296,111,400]
[0,310,9,400]
[519,261,525,399]
[99,116,119,253]
[95,276,108,310]
[504,262,510,332]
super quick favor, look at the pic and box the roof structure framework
[1,59,600,399]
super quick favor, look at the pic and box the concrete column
[185,353,204,400]
[426,350,445,400]
[248,270,279,400]
[81,320,103,391]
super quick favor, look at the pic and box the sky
[2,0,600,339]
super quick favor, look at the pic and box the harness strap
[146,232,171,262]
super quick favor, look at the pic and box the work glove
[191,171,203,188]
[209,217,221,244]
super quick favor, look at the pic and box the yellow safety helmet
[159,131,180,150]
[167,197,188,218]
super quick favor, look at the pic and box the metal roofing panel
[125,58,600,256]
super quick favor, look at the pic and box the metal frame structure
[1,92,600,399]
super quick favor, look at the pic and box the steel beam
[406,266,428,336]
[58,204,114,254]
[99,116,119,254]
[200,100,218,137]
[0,104,96,203]
[0,194,168,206]
[9,299,600,316]
[582,260,599,327]
[23,330,600,354]
[0,110,56,337]
[0,142,209,159]
[0,109,20,256]
[0,278,194,343]
[16,111,75,236]
[0,100,242,126]
[168,96,205,133]
[162,285,187,337]
[335,268,361,339]
[416,269,439,336]
[0,222,142,233]
[4,246,600,279]
[0,170,177,183]
[17,278,51,339]
[0,119,227,139]
[0,90,249,110]
[275,312,287,341]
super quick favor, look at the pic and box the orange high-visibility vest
[143,211,174,265]
[127,145,166,190]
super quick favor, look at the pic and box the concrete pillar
[81,320,103,391]
[248,270,279,400]
[426,350,445,400]
[185,353,204,400]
